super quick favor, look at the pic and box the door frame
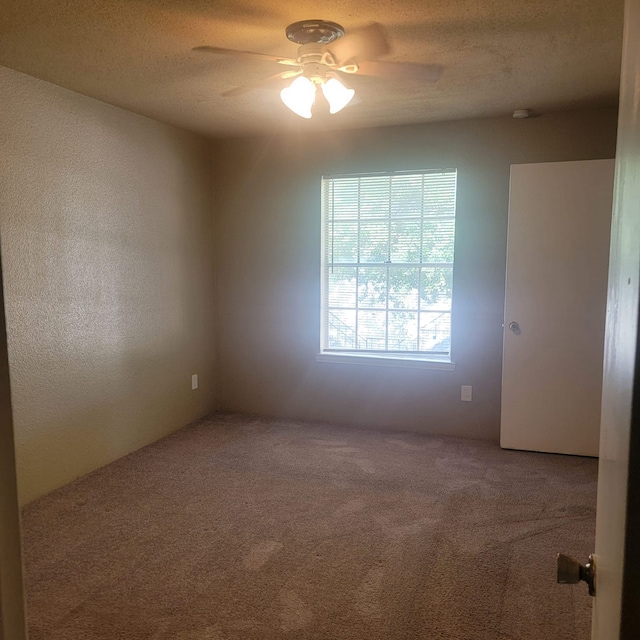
[0,244,28,639]
[591,0,640,637]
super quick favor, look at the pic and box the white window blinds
[321,169,457,356]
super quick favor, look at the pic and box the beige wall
[212,108,618,440]
[0,66,217,504]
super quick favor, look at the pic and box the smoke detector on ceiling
[513,109,531,119]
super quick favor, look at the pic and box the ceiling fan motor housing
[295,43,340,81]
[285,20,345,45]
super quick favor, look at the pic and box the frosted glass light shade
[321,77,355,114]
[280,76,316,119]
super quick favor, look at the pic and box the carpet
[21,413,598,639]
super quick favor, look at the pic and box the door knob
[508,321,521,334]
[557,553,596,596]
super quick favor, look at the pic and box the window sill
[315,352,456,370]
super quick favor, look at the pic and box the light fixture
[280,75,355,119]
[321,77,355,114]
[280,76,316,119]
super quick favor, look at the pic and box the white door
[591,0,640,636]
[501,159,614,456]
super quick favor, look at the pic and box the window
[320,169,457,363]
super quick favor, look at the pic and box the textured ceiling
[0,0,624,138]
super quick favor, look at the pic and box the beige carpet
[21,413,597,639]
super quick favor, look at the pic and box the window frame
[318,168,457,369]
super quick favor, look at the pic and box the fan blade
[324,22,390,66]
[221,69,302,97]
[192,46,298,66]
[356,60,443,83]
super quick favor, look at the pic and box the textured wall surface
[212,108,618,439]
[0,66,217,505]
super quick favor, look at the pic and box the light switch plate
[191,374,198,390]
[461,385,473,401]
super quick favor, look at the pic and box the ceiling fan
[192,20,443,119]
